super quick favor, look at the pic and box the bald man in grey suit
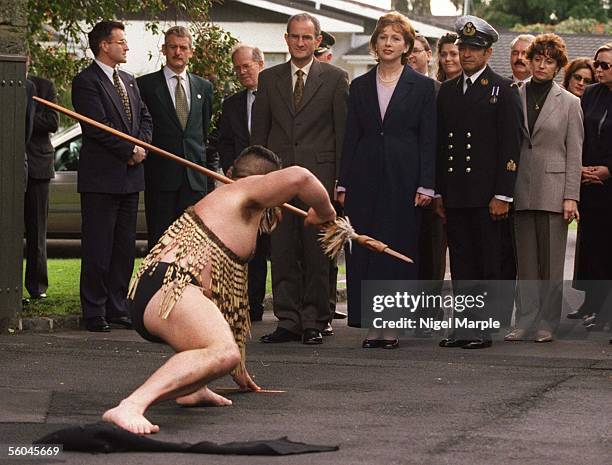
[251,12,348,344]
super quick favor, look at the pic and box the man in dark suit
[137,26,216,250]
[72,20,153,332]
[436,16,523,349]
[409,35,445,337]
[251,13,348,345]
[24,73,59,300]
[217,44,268,322]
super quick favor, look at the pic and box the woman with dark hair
[563,57,595,98]
[435,33,461,82]
[570,43,612,340]
[504,33,583,343]
[337,11,436,348]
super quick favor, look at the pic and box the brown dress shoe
[504,328,527,341]
[534,330,553,343]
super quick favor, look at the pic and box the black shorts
[129,263,169,343]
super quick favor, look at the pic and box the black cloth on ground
[34,422,339,455]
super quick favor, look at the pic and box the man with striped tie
[137,26,217,251]
[72,21,153,332]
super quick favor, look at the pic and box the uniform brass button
[448,167,453,173]
[466,144,471,149]
[466,156,471,161]
[466,132,472,138]
[448,156,453,161]
[466,167,471,173]
[448,132,453,138]
[448,144,453,149]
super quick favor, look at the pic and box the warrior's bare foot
[102,400,160,435]
[176,386,232,407]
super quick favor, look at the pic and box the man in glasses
[72,21,153,332]
[218,44,268,323]
[251,13,349,345]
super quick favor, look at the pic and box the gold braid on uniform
[128,207,250,375]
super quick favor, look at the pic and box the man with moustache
[251,13,348,345]
[72,21,153,332]
[436,16,523,349]
[137,26,216,250]
[510,34,535,86]
[217,44,269,322]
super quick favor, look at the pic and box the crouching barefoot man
[103,145,336,434]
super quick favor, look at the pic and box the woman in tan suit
[505,34,583,343]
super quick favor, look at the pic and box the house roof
[233,0,451,38]
[489,32,605,78]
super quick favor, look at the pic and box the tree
[27,1,238,125]
[392,0,432,16]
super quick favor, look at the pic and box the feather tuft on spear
[318,216,413,264]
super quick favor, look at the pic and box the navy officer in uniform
[435,16,523,349]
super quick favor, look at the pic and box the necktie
[113,69,132,122]
[174,75,189,129]
[293,69,304,109]
[248,90,256,134]
[464,77,472,95]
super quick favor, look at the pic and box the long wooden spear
[34,96,412,263]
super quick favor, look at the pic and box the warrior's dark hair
[232,145,282,178]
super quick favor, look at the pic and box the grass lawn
[22,259,346,317]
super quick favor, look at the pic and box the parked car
[48,124,148,238]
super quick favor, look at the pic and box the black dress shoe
[108,316,133,329]
[333,310,347,320]
[462,339,493,349]
[31,293,47,300]
[439,338,471,348]
[321,323,334,336]
[382,339,399,349]
[86,316,111,332]
[302,328,323,345]
[362,338,382,348]
[22,298,30,306]
[260,328,300,343]
[566,309,589,320]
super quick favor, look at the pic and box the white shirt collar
[512,74,532,84]
[463,66,487,84]
[290,58,314,77]
[94,59,116,82]
[163,65,188,82]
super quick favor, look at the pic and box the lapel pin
[129,83,133,87]
[480,78,488,86]
[197,94,202,99]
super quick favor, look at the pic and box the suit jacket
[514,82,583,213]
[72,62,152,194]
[137,69,215,192]
[26,76,59,180]
[217,89,250,173]
[436,65,523,208]
[580,83,612,208]
[250,59,349,194]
